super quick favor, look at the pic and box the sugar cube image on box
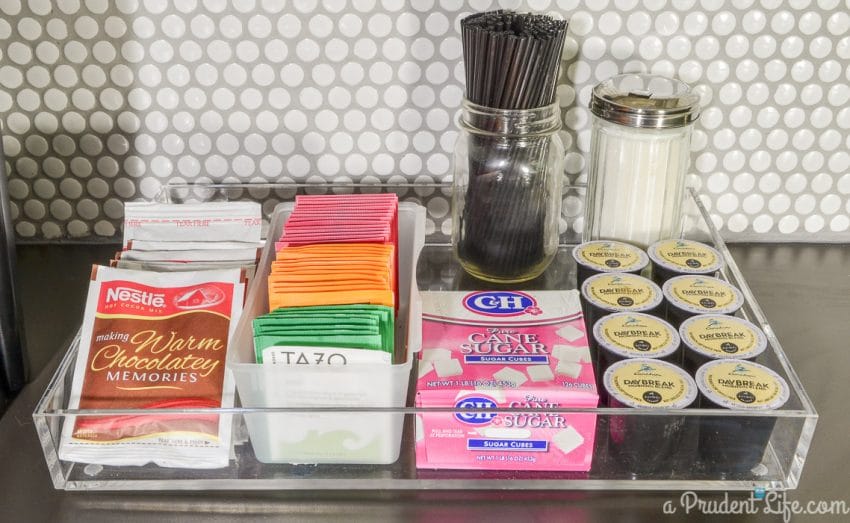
[493,367,528,387]
[418,360,434,379]
[552,344,592,363]
[556,360,583,379]
[478,428,532,439]
[527,364,555,382]
[553,426,585,455]
[556,325,584,342]
[421,347,452,362]
[474,385,506,403]
[433,358,463,377]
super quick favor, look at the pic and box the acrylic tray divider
[32,181,817,491]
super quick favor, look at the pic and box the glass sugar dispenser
[584,74,701,248]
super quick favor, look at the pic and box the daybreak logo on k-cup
[680,314,767,372]
[648,239,723,275]
[581,273,663,312]
[572,240,649,287]
[573,241,648,271]
[604,359,697,409]
[695,360,789,411]
[593,312,680,360]
[663,275,744,321]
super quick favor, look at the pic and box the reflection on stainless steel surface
[417,245,577,292]
[0,136,26,399]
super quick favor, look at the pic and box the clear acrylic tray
[33,183,817,491]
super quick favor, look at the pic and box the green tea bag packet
[252,304,396,363]
[265,305,394,350]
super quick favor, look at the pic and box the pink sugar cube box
[415,290,599,471]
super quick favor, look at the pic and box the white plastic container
[228,202,425,464]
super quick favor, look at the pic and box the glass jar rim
[462,98,561,115]
[460,98,562,137]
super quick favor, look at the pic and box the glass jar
[585,74,701,249]
[451,100,565,283]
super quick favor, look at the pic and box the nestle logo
[105,286,166,308]
[462,291,539,317]
[454,396,498,425]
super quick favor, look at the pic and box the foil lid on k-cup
[572,240,649,274]
[593,312,680,360]
[581,273,663,313]
[662,275,744,316]
[680,314,767,360]
[695,360,789,411]
[648,239,723,275]
[604,359,697,409]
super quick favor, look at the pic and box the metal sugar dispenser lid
[590,74,701,129]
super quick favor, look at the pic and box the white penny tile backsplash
[1,0,849,241]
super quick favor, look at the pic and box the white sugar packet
[119,248,260,263]
[123,202,262,247]
[128,240,264,251]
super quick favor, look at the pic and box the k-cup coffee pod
[679,315,768,373]
[594,313,681,397]
[580,273,663,356]
[662,275,744,327]
[648,239,723,286]
[603,359,697,475]
[572,240,649,288]
[695,360,790,475]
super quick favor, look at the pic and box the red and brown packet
[59,266,246,469]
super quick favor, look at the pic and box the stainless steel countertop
[2,244,848,522]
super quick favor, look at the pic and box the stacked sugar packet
[117,202,264,281]
[254,194,399,365]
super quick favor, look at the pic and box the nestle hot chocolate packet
[59,266,245,469]
[415,291,598,471]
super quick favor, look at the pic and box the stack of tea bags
[117,202,263,280]
[267,243,395,309]
[254,194,399,365]
[253,304,394,365]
